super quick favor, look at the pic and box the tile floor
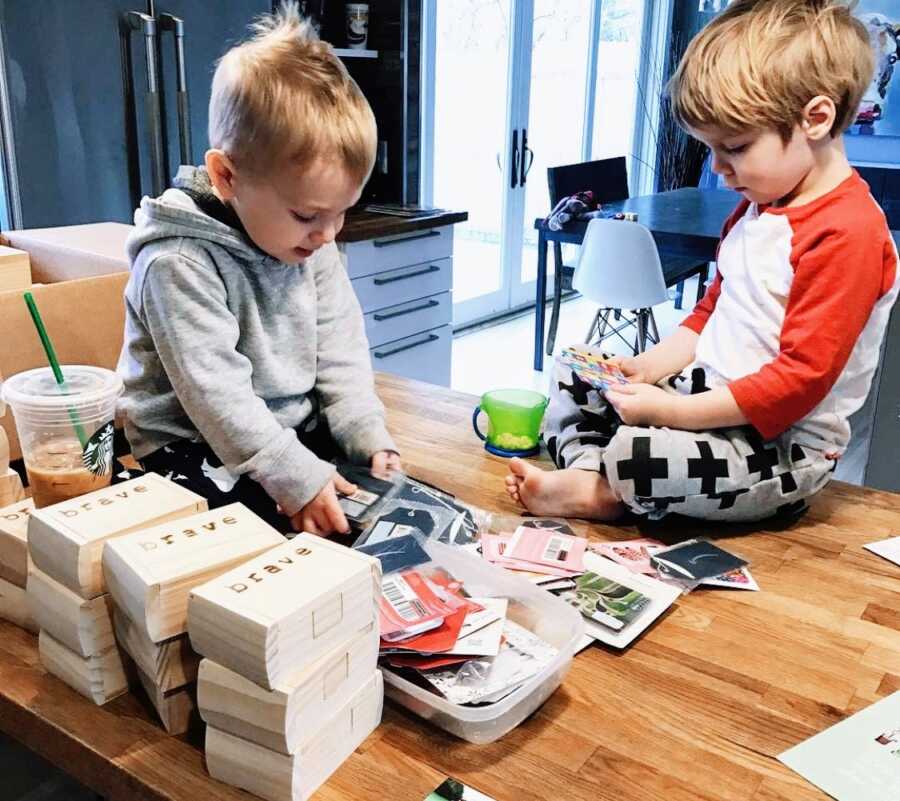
[451,279,699,397]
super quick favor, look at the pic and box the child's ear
[205,149,238,201]
[800,95,837,141]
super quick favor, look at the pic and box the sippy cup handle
[471,405,486,441]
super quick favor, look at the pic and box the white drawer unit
[370,325,452,387]
[351,257,452,314]
[341,220,459,388]
[339,226,453,279]
[364,291,452,349]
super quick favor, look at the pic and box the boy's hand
[290,473,357,536]
[606,354,652,385]
[604,382,676,427]
[371,450,402,478]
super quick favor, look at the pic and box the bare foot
[504,458,625,519]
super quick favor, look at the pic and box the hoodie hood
[126,166,270,267]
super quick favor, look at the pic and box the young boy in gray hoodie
[117,6,399,536]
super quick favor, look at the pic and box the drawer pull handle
[374,299,439,321]
[372,230,440,248]
[373,265,440,285]
[374,333,440,359]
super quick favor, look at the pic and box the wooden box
[103,502,284,643]
[29,474,207,599]
[188,537,380,690]
[197,620,378,754]
[0,575,38,633]
[0,497,34,587]
[112,606,200,694]
[38,630,129,705]
[205,671,383,801]
[134,662,198,736]
[27,566,115,657]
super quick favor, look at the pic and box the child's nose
[711,152,732,176]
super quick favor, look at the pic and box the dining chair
[572,217,669,354]
[544,156,707,356]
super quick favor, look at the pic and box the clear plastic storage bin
[381,538,584,744]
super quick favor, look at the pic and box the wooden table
[533,187,740,370]
[2,373,899,801]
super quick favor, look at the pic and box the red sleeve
[680,199,750,335]
[729,228,894,440]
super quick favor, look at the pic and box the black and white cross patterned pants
[542,359,836,522]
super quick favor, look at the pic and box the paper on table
[864,536,900,567]
[779,691,900,801]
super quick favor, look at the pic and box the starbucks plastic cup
[1,366,123,508]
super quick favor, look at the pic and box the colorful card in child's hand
[650,539,747,581]
[559,346,629,391]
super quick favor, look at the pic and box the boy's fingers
[333,474,357,496]
[326,496,351,534]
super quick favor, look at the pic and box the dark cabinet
[0,0,269,229]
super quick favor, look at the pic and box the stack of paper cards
[26,475,207,706]
[482,525,587,580]
[558,346,629,391]
[593,537,758,591]
[548,552,680,648]
[335,464,400,525]
[779,691,900,801]
[353,475,479,547]
[0,499,37,632]
[864,536,900,567]
[361,535,558,705]
[192,535,383,800]
[205,671,383,801]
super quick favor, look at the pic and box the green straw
[23,292,89,449]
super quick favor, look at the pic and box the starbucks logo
[81,421,115,477]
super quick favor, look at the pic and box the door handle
[510,129,520,189]
[126,11,166,196]
[520,127,534,186]
[372,230,440,248]
[159,14,193,166]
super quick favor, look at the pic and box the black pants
[139,425,338,534]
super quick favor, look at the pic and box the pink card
[505,526,587,572]
[590,538,666,575]
[481,534,582,577]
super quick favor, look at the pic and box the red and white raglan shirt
[680,171,899,454]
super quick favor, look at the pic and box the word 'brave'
[55,485,149,517]
[140,514,238,551]
[228,546,313,593]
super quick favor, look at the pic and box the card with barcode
[505,526,588,572]
[378,570,449,641]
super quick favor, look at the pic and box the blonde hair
[209,3,377,183]
[668,0,875,139]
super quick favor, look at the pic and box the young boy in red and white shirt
[506,0,899,522]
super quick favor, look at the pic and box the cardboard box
[3,222,130,284]
[29,474,208,599]
[103,502,284,643]
[0,246,31,292]
[0,272,129,461]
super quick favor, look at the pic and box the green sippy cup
[472,389,549,458]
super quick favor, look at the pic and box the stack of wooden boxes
[189,537,384,801]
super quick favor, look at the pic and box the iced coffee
[25,439,110,508]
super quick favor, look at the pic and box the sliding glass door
[423,0,649,327]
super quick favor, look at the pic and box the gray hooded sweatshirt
[117,166,396,514]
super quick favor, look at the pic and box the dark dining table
[533,186,740,370]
